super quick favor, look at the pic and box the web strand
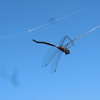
[0,10,82,39]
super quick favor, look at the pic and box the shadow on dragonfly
[32,36,74,72]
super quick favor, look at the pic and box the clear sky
[0,0,100,100]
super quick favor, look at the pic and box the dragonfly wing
[42,47,58,67]
[50,49,62,73]
[64,36,74,49]
[58,35,74,47]
[58,36,68,46]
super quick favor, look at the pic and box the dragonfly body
[32,40,70,55]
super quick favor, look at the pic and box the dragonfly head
[65,49,70,55]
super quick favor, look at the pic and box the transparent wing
[42,47,58,67]
[50,49,62,73]
[58,36,68,46]
[64,36,74,49]
[58,35,74,47]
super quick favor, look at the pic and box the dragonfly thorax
[57,46,70,55]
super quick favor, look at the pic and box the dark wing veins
[64,36,75,49]
[32,39,56,47]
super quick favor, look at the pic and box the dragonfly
[32,35,74,72]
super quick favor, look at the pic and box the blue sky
[0,0,100,100]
